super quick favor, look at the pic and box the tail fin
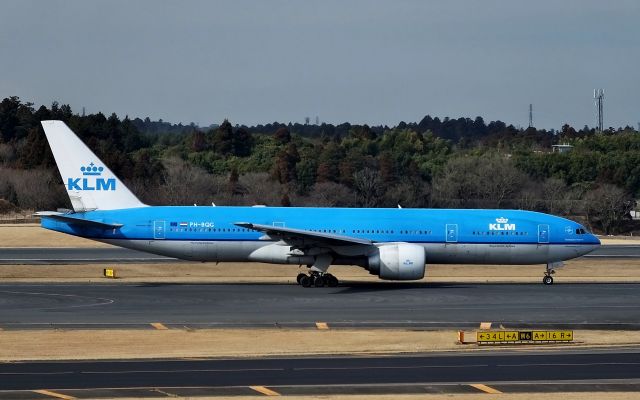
[41,120,147,211]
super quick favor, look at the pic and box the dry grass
[1,258,639,284]
[0,329,638,362]
[0,224,112,247]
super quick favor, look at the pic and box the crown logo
[80,162,104,176]
[496,217,508,224]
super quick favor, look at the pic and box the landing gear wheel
[296,273,306,285]
[299,275,311,287]
[313,275,325,287]
[326,274,339,287]
[543,275,553,285]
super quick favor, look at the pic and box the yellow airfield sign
[477,330,573,344]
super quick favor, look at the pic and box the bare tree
[0,167,67,211]
[152,158,226,205]
[541,178,568,214]
[583,184,633,234]
[295,181,355,207]
[477,157,528,208]
[353,168,384,207]
[0,143,16,165]
[238,172,284,206]
[383,180,432,208]
[432,155,528,208]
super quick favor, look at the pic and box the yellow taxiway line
[32,389,77,400]
[249,385,281,396]
[469,383,503,394]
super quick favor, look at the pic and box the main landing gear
[296,272,339,288]
[296,254,337,288]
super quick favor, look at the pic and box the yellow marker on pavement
[469,383,502,394]
[32,390,77,400]
[150,322,169,330]
[249,386,281,396]
[315,322,329,330]
[103,268,116,278]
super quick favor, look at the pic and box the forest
[0,96,638,234]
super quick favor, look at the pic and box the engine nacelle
[367,243,426,280]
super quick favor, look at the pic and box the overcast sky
[1,0,638,129]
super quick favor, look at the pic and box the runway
[1,282,639,329]
[0,244,638,264]
[1,349,640,398]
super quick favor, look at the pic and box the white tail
[41,120,147,211]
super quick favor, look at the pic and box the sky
[1,0,639,129]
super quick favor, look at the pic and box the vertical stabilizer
[41,120,147,211]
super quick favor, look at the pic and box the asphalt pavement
[1,282,639,329]
[1,349,639,398]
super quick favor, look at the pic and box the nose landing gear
[543,261,563,285]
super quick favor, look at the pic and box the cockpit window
[575,228,588,235]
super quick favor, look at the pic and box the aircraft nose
[580,235,601,256]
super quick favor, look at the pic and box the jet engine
[367,243,426,280]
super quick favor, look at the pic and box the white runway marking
[0,290,114,310]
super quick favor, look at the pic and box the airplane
[37,120,600,287]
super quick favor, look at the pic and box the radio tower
[528,104,533,128]
[594,89,604,132]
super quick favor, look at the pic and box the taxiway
[0,349,639,398]
[0,282,639,329]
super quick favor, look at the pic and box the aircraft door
[153,220,166,240]
[538,224,549,244]
[446,224,458,243]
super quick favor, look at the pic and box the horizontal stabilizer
[36,212,123,229]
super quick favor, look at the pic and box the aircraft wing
[36,212,123,229]
[234,222,372,247]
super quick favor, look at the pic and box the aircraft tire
[314,276,325,287]
[326,275,339,287]
[300,275,311,287]
[543,276,553,285]
[296,273,306,285]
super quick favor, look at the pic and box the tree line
[0,96,637,234]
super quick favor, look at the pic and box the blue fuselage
[42,206,600,266]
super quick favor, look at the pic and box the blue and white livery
[37,121,600,286]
